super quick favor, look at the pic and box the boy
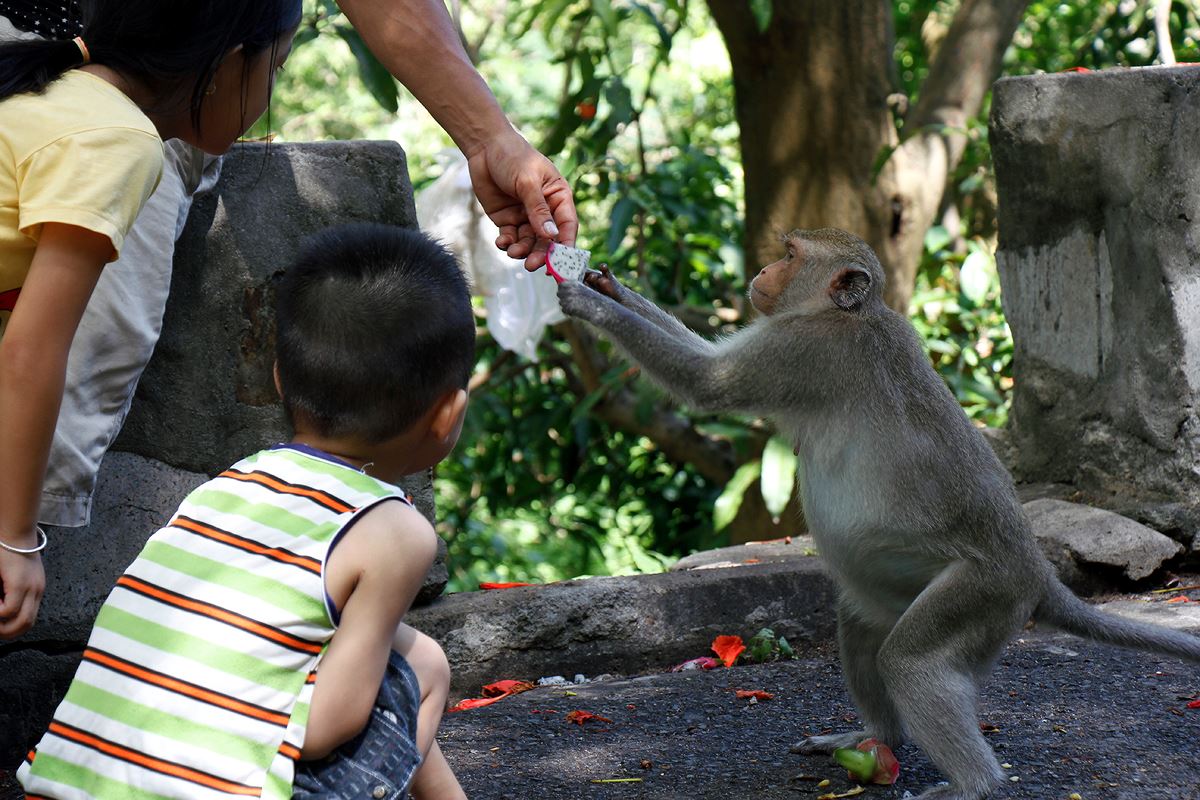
[19,223,472,799]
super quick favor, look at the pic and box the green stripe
[269,449,393,498]
[140,539,326,622]
[28,752,177,800]
[63,682,276,765]
[262,767,295,800]
[187,488,342,541]
[94,605,298,694]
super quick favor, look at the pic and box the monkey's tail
[1034,578,1200,662]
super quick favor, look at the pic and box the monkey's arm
[559,280,803,415]
[584,267,699,343]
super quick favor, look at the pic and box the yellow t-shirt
[0,69,164,337]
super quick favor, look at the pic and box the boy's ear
[430,389,468,441]
[273,362,283,400]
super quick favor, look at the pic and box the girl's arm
[0,223,110,638]
[301,500,438,758]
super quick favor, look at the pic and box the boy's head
[275,223,475,453]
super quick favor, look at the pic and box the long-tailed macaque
[556,228,1200,800]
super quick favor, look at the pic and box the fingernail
[543,220,559,237]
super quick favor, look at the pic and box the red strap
[0,289,18,312]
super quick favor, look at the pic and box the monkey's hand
[557,278,620,327]
[583,264,624,303]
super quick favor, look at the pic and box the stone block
[1027,498,1183,589]
[407,558,836,697]
[990,67,1200,544]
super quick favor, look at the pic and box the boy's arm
[301,499,438,758]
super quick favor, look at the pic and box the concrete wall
[990,66,1200,548]
[0,141,444,766]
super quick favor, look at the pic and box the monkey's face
[749,233,807,315]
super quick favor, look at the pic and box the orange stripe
[26,748,36,763]
[219,470,353,513]
[84,648,289,726]
[48,721,261,796]
[117,576,322,655]
[278,742,301,760]
[170,516,321,575]
[305,671,317,684]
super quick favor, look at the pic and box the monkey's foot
[789,730,872,754]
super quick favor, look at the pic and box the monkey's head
[749,228,885,316]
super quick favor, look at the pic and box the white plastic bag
[415,152,564,360]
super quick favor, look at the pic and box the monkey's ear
[829,267,872,311]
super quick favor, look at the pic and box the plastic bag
[415,152,563,360]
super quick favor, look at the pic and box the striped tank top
[18,444,412,799]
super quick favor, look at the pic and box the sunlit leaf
[760,435,797,519]
[959,247,994,305]
[714,460,761,531]
[336,26,398,113]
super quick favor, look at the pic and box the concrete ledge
[408,557,836,697]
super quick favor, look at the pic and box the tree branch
[553,321,739,484]
[908,0,1029,153]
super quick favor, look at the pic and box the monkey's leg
[792,599,904,754]
[878,562,1031,800]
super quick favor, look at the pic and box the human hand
[465,130,577,270]
[0,534,46,639]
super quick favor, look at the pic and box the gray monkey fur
[556,228,1200,800]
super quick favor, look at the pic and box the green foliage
[745,627,795,664]
[910,230,1014,428]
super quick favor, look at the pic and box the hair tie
[73,36,90,65]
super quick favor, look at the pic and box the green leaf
[923,225,952,255]
[336,27,398,113]
[592,0,618,33]
[959,247,994,305]
[607,194,637,254]
[631,1,673,51]
[714,460,761,531]
[760,435,796,520]
[749,0,772,33]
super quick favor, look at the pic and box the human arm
[301,499,439,758]
[0,224,110,638]
[336,0,578,268]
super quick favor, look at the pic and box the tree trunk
[707,0,1028,312]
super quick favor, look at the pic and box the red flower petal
[479,582,536,590]
[565,710,613,725]
[711,635,746,668]
[734,690,774,700]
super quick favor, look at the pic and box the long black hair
[0,0,302,125]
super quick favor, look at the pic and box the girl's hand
[0,541,45,639]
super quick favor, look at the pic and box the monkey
[555,228,1200,800]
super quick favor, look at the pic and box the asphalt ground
[437,627,1200,800]
[5,613,1199,799]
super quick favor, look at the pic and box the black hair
[0,0,302,127]
[276,223,477,444]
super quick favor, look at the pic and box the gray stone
[989,67,1200,549]
[117,140,418,475]
[1026,499,1183,587]
[406,558,836,697]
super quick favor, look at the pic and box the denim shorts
[293,651,424,800]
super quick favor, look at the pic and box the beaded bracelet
[0,525,48,554]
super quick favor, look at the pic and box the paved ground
[5,603,1200,800]
[438,627,1200,800]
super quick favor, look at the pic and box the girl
[0,0,301,639]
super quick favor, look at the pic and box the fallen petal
[734,690,775,701]
[712,635,747,668]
